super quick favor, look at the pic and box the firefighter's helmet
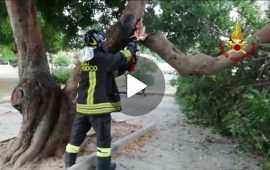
[84,30,105,48]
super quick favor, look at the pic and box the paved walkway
[0,65,18,79]
[0,65,20,141]
[113,96,261,170]
[0,102,21,141]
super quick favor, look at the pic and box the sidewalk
[0,102,21,142]
[113,96,261,170]
[0,65,18,79]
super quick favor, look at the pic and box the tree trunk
[2,0,61,168]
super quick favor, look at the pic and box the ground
[0,121,141,170]
[113,97,261,170]
[0,65,262,170]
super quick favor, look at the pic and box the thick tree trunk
[3,0,61,168]
[143,23,270,76]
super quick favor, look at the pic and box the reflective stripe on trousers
[97,147,111,157]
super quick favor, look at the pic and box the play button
[115,56,166,116]
[127,74,147,98]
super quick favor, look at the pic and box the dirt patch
[122,133,152,153]
[0,120,141,170]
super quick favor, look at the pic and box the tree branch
[104,0,148,53]
[143,23,270,76]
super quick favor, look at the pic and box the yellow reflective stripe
[76,106,121,114]
[87,71,96,104]
[97,147,111,152]
[76,102,121,114]
[77,102,121,109]
[77,107,121,114]
[97,147,111,157]
[66,144,80,153]
[120,50,132,61]
[77,105,121,111]
[87,71,92,104]
[89,38,97,46]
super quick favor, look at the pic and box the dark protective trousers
[64,113,112,170]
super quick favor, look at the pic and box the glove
[128,56,137,72]
[127,41,137,56]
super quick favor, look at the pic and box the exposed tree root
[2,75,61,168]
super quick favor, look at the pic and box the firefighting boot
[109,162,116,170]
[64,152,77,169]
[96,157,116,170]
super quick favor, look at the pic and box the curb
[68,122,156,170]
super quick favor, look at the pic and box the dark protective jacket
[76,49,132,115]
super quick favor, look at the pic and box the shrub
[53,53,71,68]
[9,58,18,67]
[172,48,270,169]
[51,69,71,84]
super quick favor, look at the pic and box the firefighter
[64,30,137,170]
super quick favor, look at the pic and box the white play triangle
[127,74,147,98]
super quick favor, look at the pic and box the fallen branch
[142,23,270,76]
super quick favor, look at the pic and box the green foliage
[8,58,18,67]
[162,0,270,168]
[51,52,73,84]
[51,69,71,84]
[174,65,270,168]
[0,2,15,62]
[35,0,125,50]
[53,54,71,67]
[0,0,126,52]
[0,45,16,62]
[145,0,266,54]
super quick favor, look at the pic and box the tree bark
[143,23,270,76]
[3,0,61,168]
[39,64,81,158]
[105,0,148,53]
